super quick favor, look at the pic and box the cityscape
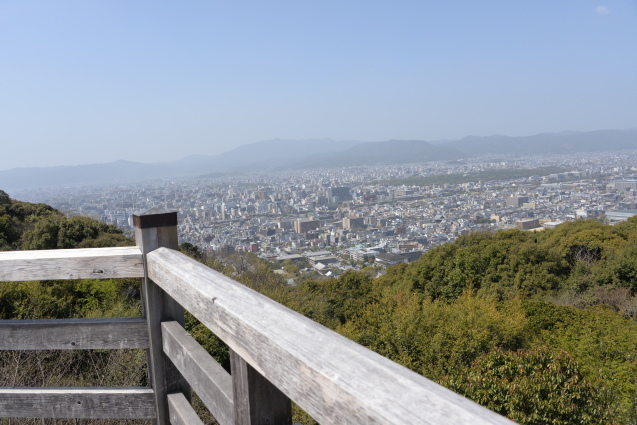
[12,149,637,280]
[3,1,636,422]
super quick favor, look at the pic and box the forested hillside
[231,218,637,425]
[0,190,132,251]
[2,189,637,424]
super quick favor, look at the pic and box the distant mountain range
[289,140,465,169]
[2,129,636,190]
[445,129,637,156]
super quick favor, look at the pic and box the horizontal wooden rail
[0,246,144,281]
[168,392,205,425]
[0,387,155,419]
[162,321,233,425]
[0,318,149,350]
[147,248,516,425]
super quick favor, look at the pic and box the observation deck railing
[0,210,515,425]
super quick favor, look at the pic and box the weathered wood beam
[162,321,233,425]
[230,349,292,425]
[0,246,144,281]
[0,317,149,350]
[147,248,516,425]
[167,392,205,425]
[135,209,189,425]
[0,387,155,419]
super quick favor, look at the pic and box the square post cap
[133,208,178,229]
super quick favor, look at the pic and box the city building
[506,195,529,207]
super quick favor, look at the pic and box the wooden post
[230,349,292,425]
[134,209,189,425]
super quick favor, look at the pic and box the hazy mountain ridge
[186,138,362,173]
[446,129,637,155]
[289,140,466,169]
[0,160,180,190]
[2,129,636,190]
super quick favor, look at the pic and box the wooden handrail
[0,317,149,350]
[0,388,155,419]
[147,247,516,425]
[0,246,144,281]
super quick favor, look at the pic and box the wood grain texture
[0,246,144,281]
[0,317,149,350]
[136,225,189,425]
[167,392,205,425]
[0,387,155,419]
[162,321,233,425]
[147,248,517,425]
[230,349,291,425]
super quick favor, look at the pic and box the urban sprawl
[16,150,637,279]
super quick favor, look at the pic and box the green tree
[22,215,129,250]
[283,263,300,275]
[442,346,616,425]
[340,291,527,379]
[180,242,206,261]
[0,214,20,248]
[537,305,637,421]
[21,215,61,250]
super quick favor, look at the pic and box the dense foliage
[2,189,637,424]
[0,190,131,251]
[441,346,616,425]
[245,217,637,424]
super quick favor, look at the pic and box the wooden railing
[0,210,516,425]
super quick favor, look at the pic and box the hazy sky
[1,1,636,171]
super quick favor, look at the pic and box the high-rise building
[612,180,637,191]
[294,219,320,234]
[506,195,529,208]
[328,187,352,203]
[343,217,365,230]
[219,245,235,256]
[515,219,540,230]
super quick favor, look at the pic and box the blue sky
[1,0,636,170]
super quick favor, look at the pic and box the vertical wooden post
[230,349,292,425]
[134,209,189,425]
